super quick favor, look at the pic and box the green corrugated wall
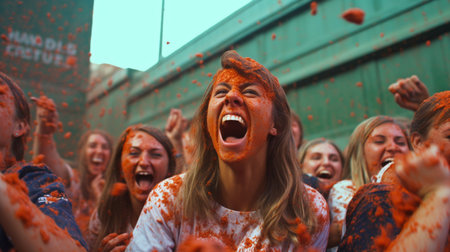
[86,0,450,149]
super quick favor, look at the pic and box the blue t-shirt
[0,163,87,251]
[338,183,420,251]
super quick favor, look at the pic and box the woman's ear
[269,127,278,136]
[410,132,423,150]
[13,120,28,138]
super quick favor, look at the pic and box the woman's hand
[395,145,450,198]
[388,75,429,111]
[91,174,106,201]
[165,108,187,145]
[31,96,60,136]
[99,233,131,252]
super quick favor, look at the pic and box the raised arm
[165,108,188,174]
[390,145,450,251]
[388,75,430,112]
[0,171,85,251]
[31,96,73,186]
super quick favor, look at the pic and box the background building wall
[0,0,94,161]
[86,0,449,149]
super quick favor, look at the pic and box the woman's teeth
[317,170,332,179]
[222,114,245,126]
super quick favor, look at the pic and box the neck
[130,198,145,228]
[0,149,16,172]
[216,157,267,211]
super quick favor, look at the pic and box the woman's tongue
[224,136,242,143]
[136,175,153,191]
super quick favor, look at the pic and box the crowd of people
[0,50,448,251]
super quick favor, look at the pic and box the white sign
[4,29,78,68]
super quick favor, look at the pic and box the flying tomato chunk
[341,8,365,25]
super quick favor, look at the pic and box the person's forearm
[387,185,450,251]
[32,132,72,186]
[0,177,85,251]
[327,221,343,248]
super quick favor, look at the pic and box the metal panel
[86,0,449,148]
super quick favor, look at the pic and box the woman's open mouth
[135,171,154,191]
[220,114,247,143]
[316,170,333,179]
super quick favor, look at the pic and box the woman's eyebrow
[216,82,231,89]
[239,82,259,90]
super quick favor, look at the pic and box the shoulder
[149,174,184,201]
[304,184,329,221]
[6,162,54,177]
[144,174,185,215]
[329,180,356,200]
[5,162,64,192]
[331,179,355,192]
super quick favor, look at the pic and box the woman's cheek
[121,156,135,183]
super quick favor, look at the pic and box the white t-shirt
[326,179,356,252]
[126,175,330,251]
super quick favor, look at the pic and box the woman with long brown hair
[87,125,175,251]
[127,50,329,251]
[0,71,86,251]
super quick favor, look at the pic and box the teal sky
[90,0,251,71]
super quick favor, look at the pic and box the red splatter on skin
[206,67,275,163]
[110,182,128,196]
[32,154,45,164]
[33,96,56,112]
[310,1,317,16]
[307,115,313,121]
[195,53,204,58]
[426,40,431,46]
[341,8,365,25]
[271,33,276,40]
[40,228,50,243]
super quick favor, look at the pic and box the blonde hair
[345,116,411,189]
[181,50,316,245]
[298,138,347,180]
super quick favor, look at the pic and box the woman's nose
[386,140,402,153]
[138,153,151,168]
[224,89,243,106]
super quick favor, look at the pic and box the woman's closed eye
[213,88,229,97]
[243,89,259,96]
